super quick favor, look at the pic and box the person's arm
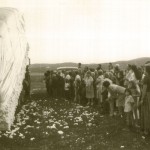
[128,96,135,110]
[107,88,114,101]
[96,78,101,85]
[134,84,141,98]
[105,91,111,101]
[131,101,135,110]
[136,84,141,95]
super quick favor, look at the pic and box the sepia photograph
[0,0,150,150]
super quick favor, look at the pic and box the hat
[86,70,91,75]
[98,70,103,75]
[76,75,81,81]
[115,64,120,68]
[66,74,71,80]
[104,72,110,78]
[145,62,150,66]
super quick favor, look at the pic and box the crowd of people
[44,61,150,135]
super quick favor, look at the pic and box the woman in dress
[74,71,81,104]
[84,71,94,105]
[96,70,104,105]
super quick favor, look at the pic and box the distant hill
[30,57,150,73]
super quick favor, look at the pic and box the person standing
[79,77,86,105]
[124,64,133,87]
[97,64,103,71]
[64,73,71,102]
[114,64,124,86]
[57,71,65,99]
[140,62,150,135]
[124,89,135,129]
[78,63,82,74]
[108,63,114,73]
[84,71,94,105]
[128,80,141,127]
[51,71,58,98]
[23,65,31,102]
[96,70,104,105]
[74,72,81,104]
[44,71,50,94]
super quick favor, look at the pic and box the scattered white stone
[74,123,78,126]
[58,131,64,135]
[21,136,25,139]
[64,126,69,129]
[30,137,35,141]
[50,124,57,129]
[19,133,24,137]
[9,135,13,139]
[87,123,92,127]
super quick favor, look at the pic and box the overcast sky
[1,0,150,64]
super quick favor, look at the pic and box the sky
[1,0,150,64]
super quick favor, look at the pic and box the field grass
[0,72,150,150]
[30,72,45,90]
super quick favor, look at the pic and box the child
[128,81,141,127]
[124,89,135,128]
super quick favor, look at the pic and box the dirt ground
[0,75,150,150]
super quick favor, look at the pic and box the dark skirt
[140,92,150,132]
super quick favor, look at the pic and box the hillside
[30,57,150,73]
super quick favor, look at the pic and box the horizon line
[30,56,150,65]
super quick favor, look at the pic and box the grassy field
[0,72,150,150]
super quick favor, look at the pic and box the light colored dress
[96,75,104,102]
[85,76,94,99]
[74,75,81,102]
[124,95,134,112]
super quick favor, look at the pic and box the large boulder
[0,7,29,130]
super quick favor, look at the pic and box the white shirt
[65,83,70,91]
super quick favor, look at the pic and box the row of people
[44,62,150,135]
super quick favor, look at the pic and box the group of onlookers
[44,61,150,135]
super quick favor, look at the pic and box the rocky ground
[0,88,150,150]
